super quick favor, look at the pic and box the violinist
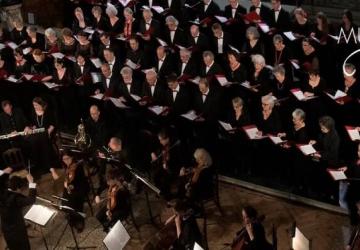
[164,199,202,250]
[346,200,360,250]
[231,206,272,250]
[62,150,89,233]
[95,168,131,232]
[178,148,214,202]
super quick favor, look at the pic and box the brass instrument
[74,119,91,150]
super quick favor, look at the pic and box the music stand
[291,227,312,250]
[52,203,96,250]
[24,204,57,250]
[103,220,130,250]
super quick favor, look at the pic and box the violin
[106,183,121,219]
[65,162,77,194]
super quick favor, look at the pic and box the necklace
[36,114,44,127]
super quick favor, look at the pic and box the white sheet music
[258,23,270,33]
[148,105,165,115]
[6,76,20,83]
[51,52,65,59]
[0,170,4,176]
[109,98,128,108]
[244,126,264,140]
[91,72,102,83]
[284,31,297,41]
[83,27,95,34]
[219,121,233,131]
[290,60,300,70]
[103,220,130,250]
[193,242,204,250]
[7,42,18,50]
[327,169,347,181]
[326,90,347,100]
[215,15,228,23]
[240,81,252,89]
[0,43,5,50]
[228,45,240,54]
[156,37,168,46]
[24,205,56,226]
[292,227,310,250]
[298,144,316,155]
[130,94,141,101]
[189,76,201,85]
[22,47,32,55]
[43,82,60,89]
[23,74,34,81]
[90,58,102,68]
[291,89,306,101]
[181,110,198,121]
[119,0,131,7]
[269,136,284,144]
[346,126,360,141]
[216,75,232,87]
[91,93,104,100]
[152,6,165,13]
[125,59,137,70]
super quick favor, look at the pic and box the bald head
[90,105,100,122]
[146,70,158,85]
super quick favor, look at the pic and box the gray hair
[165,15,178,26]
[26,25,37,33]
[120,66,133,76]
[273,65,285,76]
[142,8,153,16]
[45,28,57,38]
[261,94,275,108]
[251,54,266,66]
[273,34,283,44]
[202,50,214,60]
[292,108,306,121]
[123,7,133,15]
[194,148,212,166]
[246,26,260,39]
[180,49,191,57]
[106,4,118,16]
[232,97,244,106]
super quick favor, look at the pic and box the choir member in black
[106,4,123,36]
[0,55,9,80]
[13,48,30,77]
[151,129,183,200]
[291,8,312,39]
[91,5,110,32]
[211,23,231,63]
[138,8,161,59]
[310,116,340,199]
[98,32,121,60]
[126,36,146,71]
[103,48,121,77]
[29,97,59,180]
[268,0,291,32]
[73,7,90,34]
[60,28,78,56]
[165,73,191,116]
[178,148,214,202]
[0,174,36,250]
[226,50,247,85]
[224,0,247,48]
[269,34,294,81]
[118,66,142,107]
[10,18,27,44]
[249,0,272,25]
[165,199,202,250]
[30,49,53,76]
[95,63,121,98]
[75,31,94,58]
[177,48,198,81]
[62,150,89,232]
[257,95,282,136]
[231,206,273,250]
[44,28,60,53]
[85,105,108,150]
[0,100,31,136]
[155,45,174,81]
[200,51,223,81]
[197,0,220,23]
[95,168,131,232]
[121,7,138,40]
[140,69,166,106]
[248,54,273,97]
[272,65,292,99]
[162,0,182,23]
[164,15,188,47]
[242,27,266,68]
[346,200,360,250]
[25,25,45,52]
[188,23,210,62]
[74,53,94,116]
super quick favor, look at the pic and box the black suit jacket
[73,61,94,85]
[249,4,272,24]
[211,32,232,55]
[155,55,174,79]
[141,81,167,106]
[163,27,188,47]
[197,1,221,21]
[97,39,121,60]
[177,57,198,78]
[224,4,247,19]
[100,73,121,97]
[138,18,162,39]
[118,79,143,107]
[200,62,224,78]
[269,8,291,31]
[0,108,29,134]
[194,88,222,121]
[165,85,192,115]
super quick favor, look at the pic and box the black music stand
[52,203,96,250]
[24,203,56,250]
[103,220,130,250]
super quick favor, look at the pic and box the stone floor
[0,172,350,250]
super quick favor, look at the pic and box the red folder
[243,11,262,23]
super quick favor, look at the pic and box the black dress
[60,39,78,56]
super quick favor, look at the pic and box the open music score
[296,144,317,156]
[103,220,130,250]
[345,126,360,141]
[327,168,347,181]
[24,204,56,227]
[242,125,266,140]
[290,89,317,101]
[268,135,286,145]
[219,121,234,131]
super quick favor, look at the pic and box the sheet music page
[6,76,20,83]
[83,27,95,34]
[119,0,131,7]
[148,105,165,115]
[125,59,137,70]
[90,58,102,68]
[23,74,34,81]
[181,110,198,120]
[152,6,165,13]
[91,72,102,83]
[91,93,104,100]
[269,136,283,144]
[334,90,347,99]
[284,31,297,41]
[0,43,5,50]
[258,23,270,33]
[216,76,230,86]
[24,205,56,226]
[103,220,130,250]
[219,121,233,131]
[66,56,76,62]
[244,126,260,139]
[299,144,316,155]
[215,15,228,23]
[241,81,251,89]
[109,98,127,108]
[347,127,360,141]
[193,242,204,250]
[189,76,200,85]
[43,82,60,89]
[327,169,347,181]
[130,94,141,101]
[291,89,305,101]
[51,52,65,59]
[7,42,18,50]
[156,37,168,46]
[22,47,32,55]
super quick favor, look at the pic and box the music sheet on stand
[24,204,56,226]
[103,220,130,250]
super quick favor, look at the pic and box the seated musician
[231,206,273,250]
[61,150,89,232]
[346,200,360,250]
[85,105,108,151]
[30,49,53,77]
[165,199,202,250]
[44,28,60,53]
[178,148,214,202]
[256,95,282,136]
[248,54,273,96]
[95,168,131,232]
[13,48,31,77]
[30,97,59,180]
